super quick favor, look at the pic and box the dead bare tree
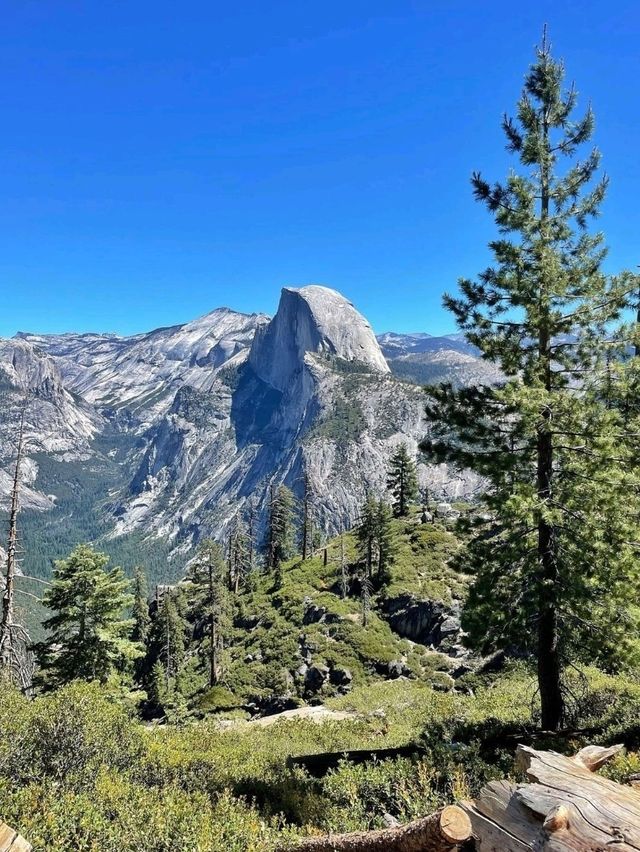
[0,396,35,691]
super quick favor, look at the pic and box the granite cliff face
[0,339,101,511]
[1,286,487,575]
[250,286,389,391]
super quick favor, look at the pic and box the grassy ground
[2,665,640,851]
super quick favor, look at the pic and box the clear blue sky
[1,0,638,338]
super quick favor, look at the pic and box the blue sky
[1,0,638,338]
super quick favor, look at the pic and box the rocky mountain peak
[249,285,389,391]
[0,338,64,398]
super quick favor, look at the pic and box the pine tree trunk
[535,105,563,732]
[536,328,563,730]
[211,619,218,686]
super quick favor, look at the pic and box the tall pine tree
[131,566,151,645]
[187,540,231,687]
[356,495,395,589]
[421,33,639,729]
[228,515,250,594]
[266,485,296,587]
[387,444,419,517]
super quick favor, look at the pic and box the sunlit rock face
[250,286,389,392]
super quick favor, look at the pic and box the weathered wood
[0,819,31,852]
[282,805,472,851]
[463,743,640,851]
[571,743,625,772]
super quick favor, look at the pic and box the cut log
[0,819,32,852]
[282,805,472,851]
[462,743,640,851]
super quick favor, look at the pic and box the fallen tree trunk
[284,805,472,851]
[462,743,640,850]
[0,818,31,852]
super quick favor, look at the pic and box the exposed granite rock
[304,664,330,694]
[382,594,464,652]
[329,666,353,690]
[249,285,389,392]
[387,659,412,679]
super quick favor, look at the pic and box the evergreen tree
[187,540,230,687]
[387,444,419,517]
[338,526,348,600]
[360,572,372,627]
[375,500,395,587]
[266,485,296,586]
[146,587,188,697]
[228,516,250,594]
[356,496,395,588]
[355,494,378,578]
[131,566,151,645]
[421,34,640,729]
[245,498,256,574]
[301,473,314,560]
[34,544,140,689]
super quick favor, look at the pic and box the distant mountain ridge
[1,286,488,580]
[376,331,501,389]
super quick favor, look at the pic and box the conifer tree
[387,444,419,517]
[356,494,378,578]
[34,544,140,689]
[245,499,256,574]
[339,526,348,600]
[147,587,188,695]
[360,572,372,627]
[187,540,230,687]
[0,396,34,691]
[421,33,640,729]
[266,485,296,586]
[301,473,314,560]
[375,500,395,587]
[131,566,151,645]
[228,516,250,594]
[356,496,395,588]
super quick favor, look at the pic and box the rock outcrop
[382,594,464,653]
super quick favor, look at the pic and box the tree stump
[461,743,640,850]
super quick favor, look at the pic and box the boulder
[302,597,341,625]
[382,594,463,650]
[245,694,299,717]
[329,666,353,690]
[435,501,454,517]
[387,660,411,679]
[304,664,330,694]
[302,598,326,625]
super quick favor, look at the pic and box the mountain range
[0,285,497,581]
